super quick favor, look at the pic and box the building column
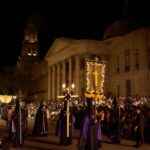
[75,56,80,95]
[62,60,66,94]
[57,64,60,97]
[48,67,51,100]
[69,58,72,86]
[52,65,56,100]
[130,49,135,71]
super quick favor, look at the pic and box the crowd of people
[56,95,150,149]
[1,100,49,147]
[71,98,149,149]
[0,95,150,149]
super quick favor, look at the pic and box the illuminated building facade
[15,19,150,102]
[108,27,150,97]
[45,26,150,100]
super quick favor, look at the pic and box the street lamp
[62,83,66,89]
[71,83,75,89]
[27,51,37,57]
[62,83,75,93]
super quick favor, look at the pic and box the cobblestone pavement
[0,119,150,150]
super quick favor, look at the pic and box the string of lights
[85,57,106,102]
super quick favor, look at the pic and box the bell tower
[18,18,39,67]
[15,16,40,98]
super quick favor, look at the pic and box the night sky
[0,0,149,67]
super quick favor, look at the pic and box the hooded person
[9,99,27,147]
[79,98,100,150]
[32,102,48,136]
[56,98,73,145]
[134,108,144,148]
[110,96,121,143]
[56,108,66,144]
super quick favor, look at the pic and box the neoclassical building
[45,26,150,101]
[45,38,109,101]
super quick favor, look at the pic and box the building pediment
[46,38,74,57]
[45,37,110,61]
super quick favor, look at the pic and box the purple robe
[81,115,102,140]
[82,116,89,140]
[96,122,102,141]
[80,115,100,150]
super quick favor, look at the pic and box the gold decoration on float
[85,57,106,102]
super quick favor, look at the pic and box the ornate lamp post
[58,83,78,145]
[12,89,24,146]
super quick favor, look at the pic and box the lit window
[125,49,130,72]
[28,53,31,56]
[25,35,29,41]
[117,85,120,97]
[126,80,131,97]
[135,49,140,70]
[116,56,120,73]
[33,53,37,56]
[148,50,150,70]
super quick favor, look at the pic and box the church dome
[103,18,138,39]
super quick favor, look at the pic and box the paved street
[9,135,150,150]
[0,119,150,150]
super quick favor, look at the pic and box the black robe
[32,105,48,136]
[10,107,27,146]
